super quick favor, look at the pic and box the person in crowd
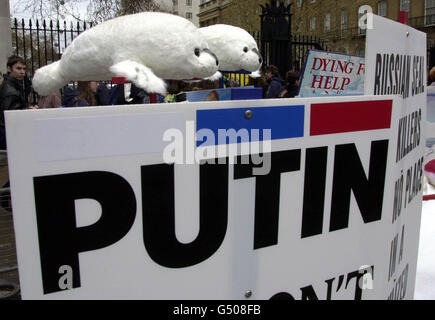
[226,78,240,88]
[164,80,182,103]
[279,70,301,98]
[164,80,191,103]
[428,67,435,93]
[113,83,150,105]
[62,81,110,107]
[0,55,37,149]
[248,69,269,99]
[96,82,110,105]
[196,79,219,90]
[38,90,62,108]
[264,65,285,99]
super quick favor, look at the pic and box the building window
[400,0,410,12]
[186,12,192,19]
[341,10,348,38]
[378,0,387,17]
[186,0,192,6]
[341,10,348,30]
[296,17,303,33]
[297,0,303,7]
[310,16,316,31]
[426,0,435,25]
[324,13,330,32]
[311,0,316,3]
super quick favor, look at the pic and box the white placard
[298,49,365,97]
[5,94,414,300]
[364,13,427,300]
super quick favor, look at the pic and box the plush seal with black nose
[32,12,219,96]
[199,24,263,76]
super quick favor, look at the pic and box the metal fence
[253,31,327,74]
[11,18,95,104]
[12,18,95,76]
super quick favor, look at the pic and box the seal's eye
[194,48,200,57]
[243,47,249,53]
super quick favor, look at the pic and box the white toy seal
[199,24,262,77]
[32,12,219,96]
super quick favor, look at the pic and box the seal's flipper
[110,60,167,94]
[203,71,222,81]
[249,70,261,78]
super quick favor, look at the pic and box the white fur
[199,24,262,74]
[110,60,167,95]
[204,71,223,81]
[32,12,219,96]
[249,70,262,78]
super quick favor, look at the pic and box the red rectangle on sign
[310,100,393,136]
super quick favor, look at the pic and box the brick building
[292,0,435,56]
[159,0,201,26]
[198,0,435,57]
[198,0,234,27]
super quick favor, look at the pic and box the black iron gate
[260,0,292,77]
[259,0,326,77]
[11,18,94,104]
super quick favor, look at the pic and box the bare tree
[87,0,171,23]
[11,0,84,21]
[11,0,171,23]
[119,0,164,15]
[86,0,121,23]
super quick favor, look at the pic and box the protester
[279,70,301,98]
[113,83,150,105]
[164,80,191,103]
[96,82,110,105]
[248,69,268,99]
[164,80,182,103]
[428,67,435,93]
[264,65,285,98]
[38,90,62,108]
[62,81,110,107]
[0,55,37,149]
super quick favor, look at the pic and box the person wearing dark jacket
[279,70,301,98]
[265,65,285,99]
[0,56,34,149]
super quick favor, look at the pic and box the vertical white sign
[365,13,426,299]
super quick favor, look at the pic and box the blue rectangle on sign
[231,87,263,100]
[196,105,305,146]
